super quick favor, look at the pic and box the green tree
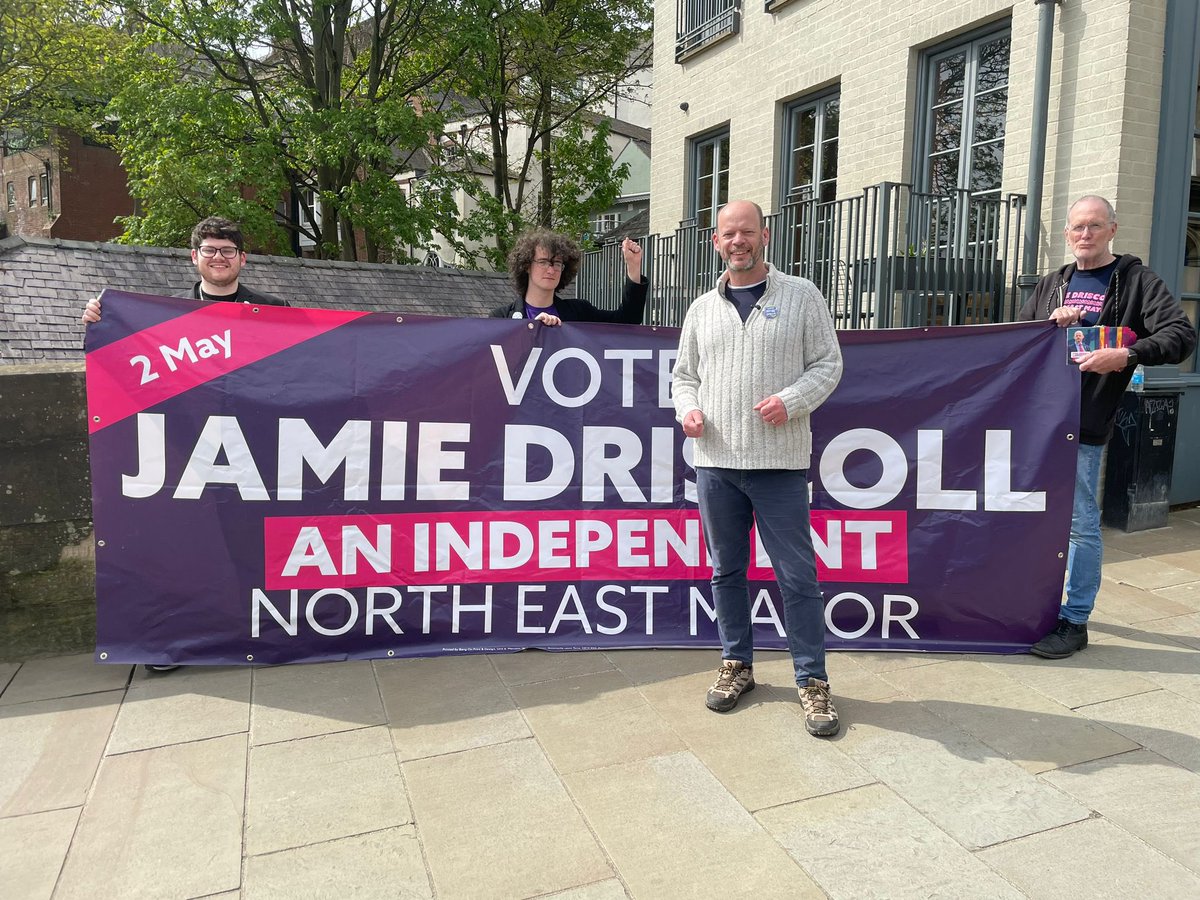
[0,0,122,143]
[111,0,473,260]
[445,0,650,263]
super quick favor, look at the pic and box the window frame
[780,90,840,207]
[688,128,731,229]
[914,24,1011,200]
[27,175,37,207]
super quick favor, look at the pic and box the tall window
[690,130,729,228]
[27,175,37,207]
[921,29,1010,199]
[5,182,13,210]
[782,94,839,204]
[38,171,49,207]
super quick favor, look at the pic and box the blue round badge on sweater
[763,306,779,319]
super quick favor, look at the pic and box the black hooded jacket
[1019,254,1196,444]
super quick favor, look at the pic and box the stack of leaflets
[1067,325,1137,364]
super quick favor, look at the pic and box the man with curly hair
[491,228,647,325]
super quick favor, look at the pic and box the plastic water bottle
[1130,364,1145,392]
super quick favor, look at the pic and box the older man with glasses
[491,227,647,325]
[1019,195,1196,659]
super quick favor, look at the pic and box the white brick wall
[651,0,1166,270]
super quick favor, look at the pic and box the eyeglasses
[1068,222,1111,235]
[532,257,565,271]
[197,245,241,259]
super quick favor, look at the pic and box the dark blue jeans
[696,467,827,686]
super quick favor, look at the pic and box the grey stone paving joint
[2,514,1199,898]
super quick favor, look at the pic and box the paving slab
[566,751,823,899]
[639,669,873,811]
[242,827,431,900]
[1154,613,1200,650]
[0,807,80,900]
[491,648,615,685]
[1153,579,1200,611]
[757,783,1023,899]
[0,663,17,694]
[1092,576,1199,623]
[542,880,631,900]
[834,695,1088,849]
[603,647,717,685]
[1084,688,1200,773]
[843,651,963,674]
[54,733,246,899]
[1103,557,1198,591]
[108,666,251,754]
[377,654,529,761]
[977,816,1200,898]
[1103,526,1200,557]
[511,669,684,774]
[981,643,1161,709]
[251,661,385,746]
[404,738,610,899]
[0,653,130,705]
[1041,749,1200,876]
[882,660,1138,773]
[1154,550,1200,577]
[245,724,411,856]
[0,691,122,816]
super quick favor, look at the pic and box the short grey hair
[1068,195,1117,225]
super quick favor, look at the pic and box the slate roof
[0,236,518,364]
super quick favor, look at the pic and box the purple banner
[86,290,1078,665]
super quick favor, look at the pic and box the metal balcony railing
[578,183,1027,329]
[676,0,740,61]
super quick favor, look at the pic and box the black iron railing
[578,183,1027,329]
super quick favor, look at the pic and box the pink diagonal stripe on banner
[86,301,370,433]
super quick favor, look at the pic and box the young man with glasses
[80,215,288,672]
[82,216,288,327]
[491,228,647,325]
[1019,195,1196,659]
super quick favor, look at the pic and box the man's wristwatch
[1126,348,1139,367]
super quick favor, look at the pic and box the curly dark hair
[190,216,245,251]
[506,228,581,298]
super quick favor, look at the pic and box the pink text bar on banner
[262,509,909,589]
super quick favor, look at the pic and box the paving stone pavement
[2,510,1200,899]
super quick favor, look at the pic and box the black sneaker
[705,660,754,712]
[144,664,181,673]
[1029,619,1088,659]
[798,678,840,736]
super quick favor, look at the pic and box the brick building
[1,130,134,243]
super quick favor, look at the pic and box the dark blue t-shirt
[1065,259,1118,325]
[725,280,768,322]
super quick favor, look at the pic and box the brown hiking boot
[798,678,840,736]
[705,660,754,712]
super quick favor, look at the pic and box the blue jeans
[695,467,827,686]
[1063,443,1104,624]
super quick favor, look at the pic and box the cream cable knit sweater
[672,264,843,470]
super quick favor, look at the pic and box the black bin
[1102,390,1181,532]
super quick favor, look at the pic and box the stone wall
[0,363,96,660]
